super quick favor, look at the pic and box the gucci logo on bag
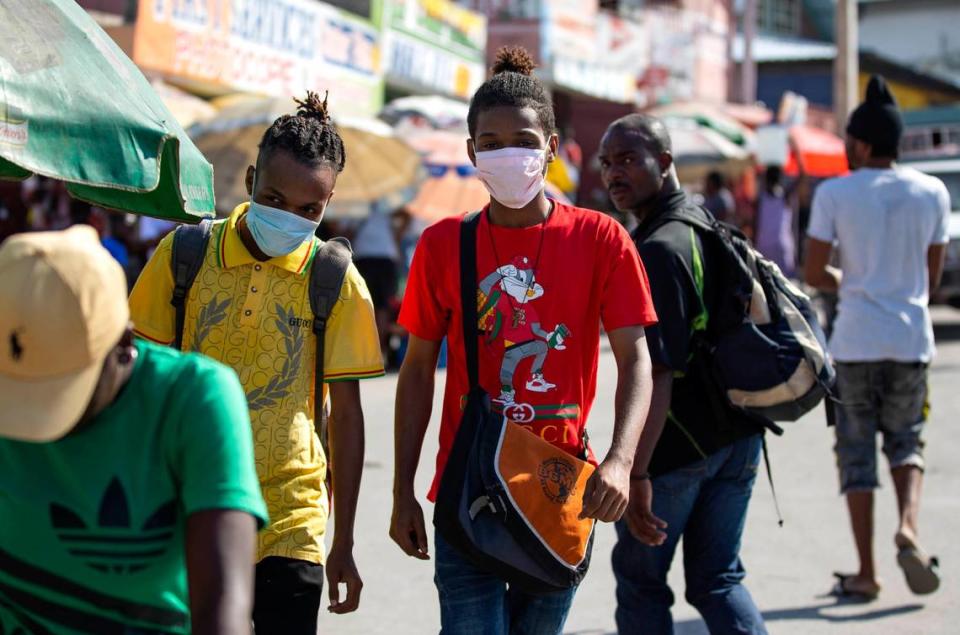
[538,458,576,504]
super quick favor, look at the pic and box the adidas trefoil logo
[49,477,177,574]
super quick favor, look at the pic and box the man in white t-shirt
[351,207,402,362]
[805,75,949,601]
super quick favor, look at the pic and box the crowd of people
[0,47,949,635]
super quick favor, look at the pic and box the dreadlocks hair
[467,46,556,139]
[258,91,346,173]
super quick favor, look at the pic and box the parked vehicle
[900,107,960,307]
[900,158,960,307]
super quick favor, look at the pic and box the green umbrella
[0,0,214,222]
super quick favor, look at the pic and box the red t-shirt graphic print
[399,203,658,500]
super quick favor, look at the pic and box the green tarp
[0,0,215,222]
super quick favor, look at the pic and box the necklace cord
[484,205,551,323]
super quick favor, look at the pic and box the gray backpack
[169,220,352,454]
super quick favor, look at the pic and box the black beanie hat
[846,75,903,153]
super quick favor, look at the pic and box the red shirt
[399,203,658,500]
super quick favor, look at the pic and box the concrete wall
[757,61,833,110]
[859,0,960,74]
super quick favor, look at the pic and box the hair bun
[491,46,536,76]
[293,90,331,124]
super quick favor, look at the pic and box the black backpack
[640,207,835,433]
[169,220,353,454]
[642,207,837,526]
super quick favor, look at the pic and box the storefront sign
[541,4,640,104]
[637,7,728,107]
[381,0,486,99]
[383,31,481,99]
[552,56,635,103]
[541,0,597,63]
[134,0,384,116]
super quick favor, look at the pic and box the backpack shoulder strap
[648,208,716,237]
[170,220,213,350]
[460,211,483,389]
[309,236,354,456]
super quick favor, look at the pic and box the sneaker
[495,389,516,404]
[526,374,556,393]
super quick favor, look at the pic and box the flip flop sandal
[897,547,941,595]
[831,572,880,601]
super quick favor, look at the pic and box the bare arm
[186,510,258,635]
[631,364,674,478]
[624,365,673,546]
[803,237,841,293]
[928,243,947,296]
[580,325,653,523]
[390,334,441,560]
[325,381,366,614]
[606,326,654,468]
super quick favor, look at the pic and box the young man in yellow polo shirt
[129,93,383,633]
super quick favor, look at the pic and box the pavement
[321,307,960,634]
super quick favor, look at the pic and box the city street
[324,307,960,635]
[3,3,959,634]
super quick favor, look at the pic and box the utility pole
[834,0,858,131]
[726,0,736,102]
[741,0,757,104]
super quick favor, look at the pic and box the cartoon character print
[478,255,571,405]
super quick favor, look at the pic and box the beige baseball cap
[0,225,129,441]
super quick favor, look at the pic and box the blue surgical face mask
[245,200,321,258]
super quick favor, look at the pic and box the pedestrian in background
[600,114,768,635]
[391,47,657,635]
[755,165,797,278]
[0,226,266,634]
[351,204,403,364]
[702,170,735,224]
[805,75,949,600]
[129,93,384,632]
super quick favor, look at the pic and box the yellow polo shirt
[128,204,383,564]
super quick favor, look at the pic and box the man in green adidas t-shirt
[0,226,268,634]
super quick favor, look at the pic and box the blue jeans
[434,532,577,635]
[613,434,767,635]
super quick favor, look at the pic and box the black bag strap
[170,220,213,350]
[636,206,712,242]
[309,237,353,455]
[460,212,482,389]
[761,435,784,527]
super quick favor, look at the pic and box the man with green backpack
[601,114,771,635]
[602,112,837,634]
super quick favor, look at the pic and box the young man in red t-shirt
[390,47,659,634]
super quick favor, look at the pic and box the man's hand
[625,478,668,546]
[326,544,363,614]
[390,494,430,560]
[580,457,631,522]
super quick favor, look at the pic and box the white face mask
[475,147,546,209]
